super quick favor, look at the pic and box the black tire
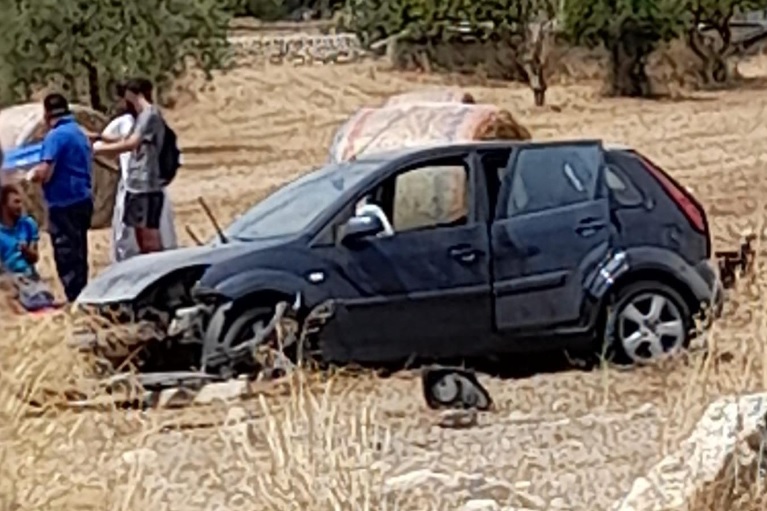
[202,304,274,377]
[602,281,693,366]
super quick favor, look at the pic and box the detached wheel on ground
[421,366,493,411]
[603,281,693,365]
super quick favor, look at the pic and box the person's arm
[18,217,39,265]
[94,111,149,155]
[92,115,132,146]
[27,132,58,184]
[84,129,122,144]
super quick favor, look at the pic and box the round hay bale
[0,103,119,230]
[328,103,531,163]
[328,103,531,228]
[383,88,477,107]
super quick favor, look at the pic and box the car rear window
[605,164,644,207]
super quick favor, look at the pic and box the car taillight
[635,153,708,234]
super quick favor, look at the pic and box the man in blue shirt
[26,93,93,302]
[0,184,40,275]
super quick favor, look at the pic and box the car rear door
[491,141,612,333]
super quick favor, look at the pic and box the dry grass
[4,52,767,509]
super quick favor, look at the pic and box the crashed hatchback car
[77,140,729,377]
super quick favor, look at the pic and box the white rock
[462,499,500,511]
[194,380,249,405]
[120,447,158,465]
[225,405,249,423]
[611,392,767,511]
[383,469,454,492]
[514,489,547,509]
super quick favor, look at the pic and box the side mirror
[340,214,384,245]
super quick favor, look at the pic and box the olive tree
[562,0,686,97]
[685,0,767,86]
[0,0,232,111]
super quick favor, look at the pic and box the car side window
[504,145,600,217]
[392,160,470,232]
[605,163,644,207]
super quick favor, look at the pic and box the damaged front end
[74,262,335,388]
[72,266,214,374]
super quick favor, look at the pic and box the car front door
[330,154,494,362]
[491,141,612,334]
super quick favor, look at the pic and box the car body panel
[74,140,724,365]
[602,245,715,303]
[75,241,273,304]
[604,149,709,264]
[319,222,494,362]
[491,140,613,333]
[492,200,612,332]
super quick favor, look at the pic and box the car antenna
[197,196,229,244]
[185,225,204,246]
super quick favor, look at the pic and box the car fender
[589,246,710,302]
[206,268,329,307]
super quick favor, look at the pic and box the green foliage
[0,0,233,110]
[223,0,346,19]
[689,0,767,24]
[342,0,547,47]
[561,0,686,51]
[224,0,303,20]
[562,0,767,50]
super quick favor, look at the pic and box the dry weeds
[4,53,767,510]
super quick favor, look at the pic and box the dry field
[4,53,767,511]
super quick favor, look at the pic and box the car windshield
[223,161,378,241]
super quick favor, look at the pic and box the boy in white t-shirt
[95,82,177,262]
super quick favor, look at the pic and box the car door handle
[449,245,480,264]
[577,216,605,226]
[575,220,606,236]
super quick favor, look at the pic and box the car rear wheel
[603,281,692,365]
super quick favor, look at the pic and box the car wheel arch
[208,269,311,305]
[603,267,701,316]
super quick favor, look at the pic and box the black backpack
[159,121,181,186]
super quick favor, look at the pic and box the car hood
[76,239,281,305]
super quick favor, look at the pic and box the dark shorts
[123,191,164,229]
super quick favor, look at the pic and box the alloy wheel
[617,291,687,363]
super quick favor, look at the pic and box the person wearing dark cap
[26,93,93,302]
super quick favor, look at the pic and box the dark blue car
[77,140,730,377]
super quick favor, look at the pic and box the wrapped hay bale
[329,103,531,163]
[328,103,531,228]
[384,88,477,107]
[0,103,119,230]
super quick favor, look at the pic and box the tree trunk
[608,41,650,97]
[687,29,731,86]
[526,61,547,106]
[82,60,104,112]
[703,54,729,84]
[523,21,550,107]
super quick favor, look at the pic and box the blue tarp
[1,143,43,172]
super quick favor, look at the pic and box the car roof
[351,139,634,163]
[349,141,519,163]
